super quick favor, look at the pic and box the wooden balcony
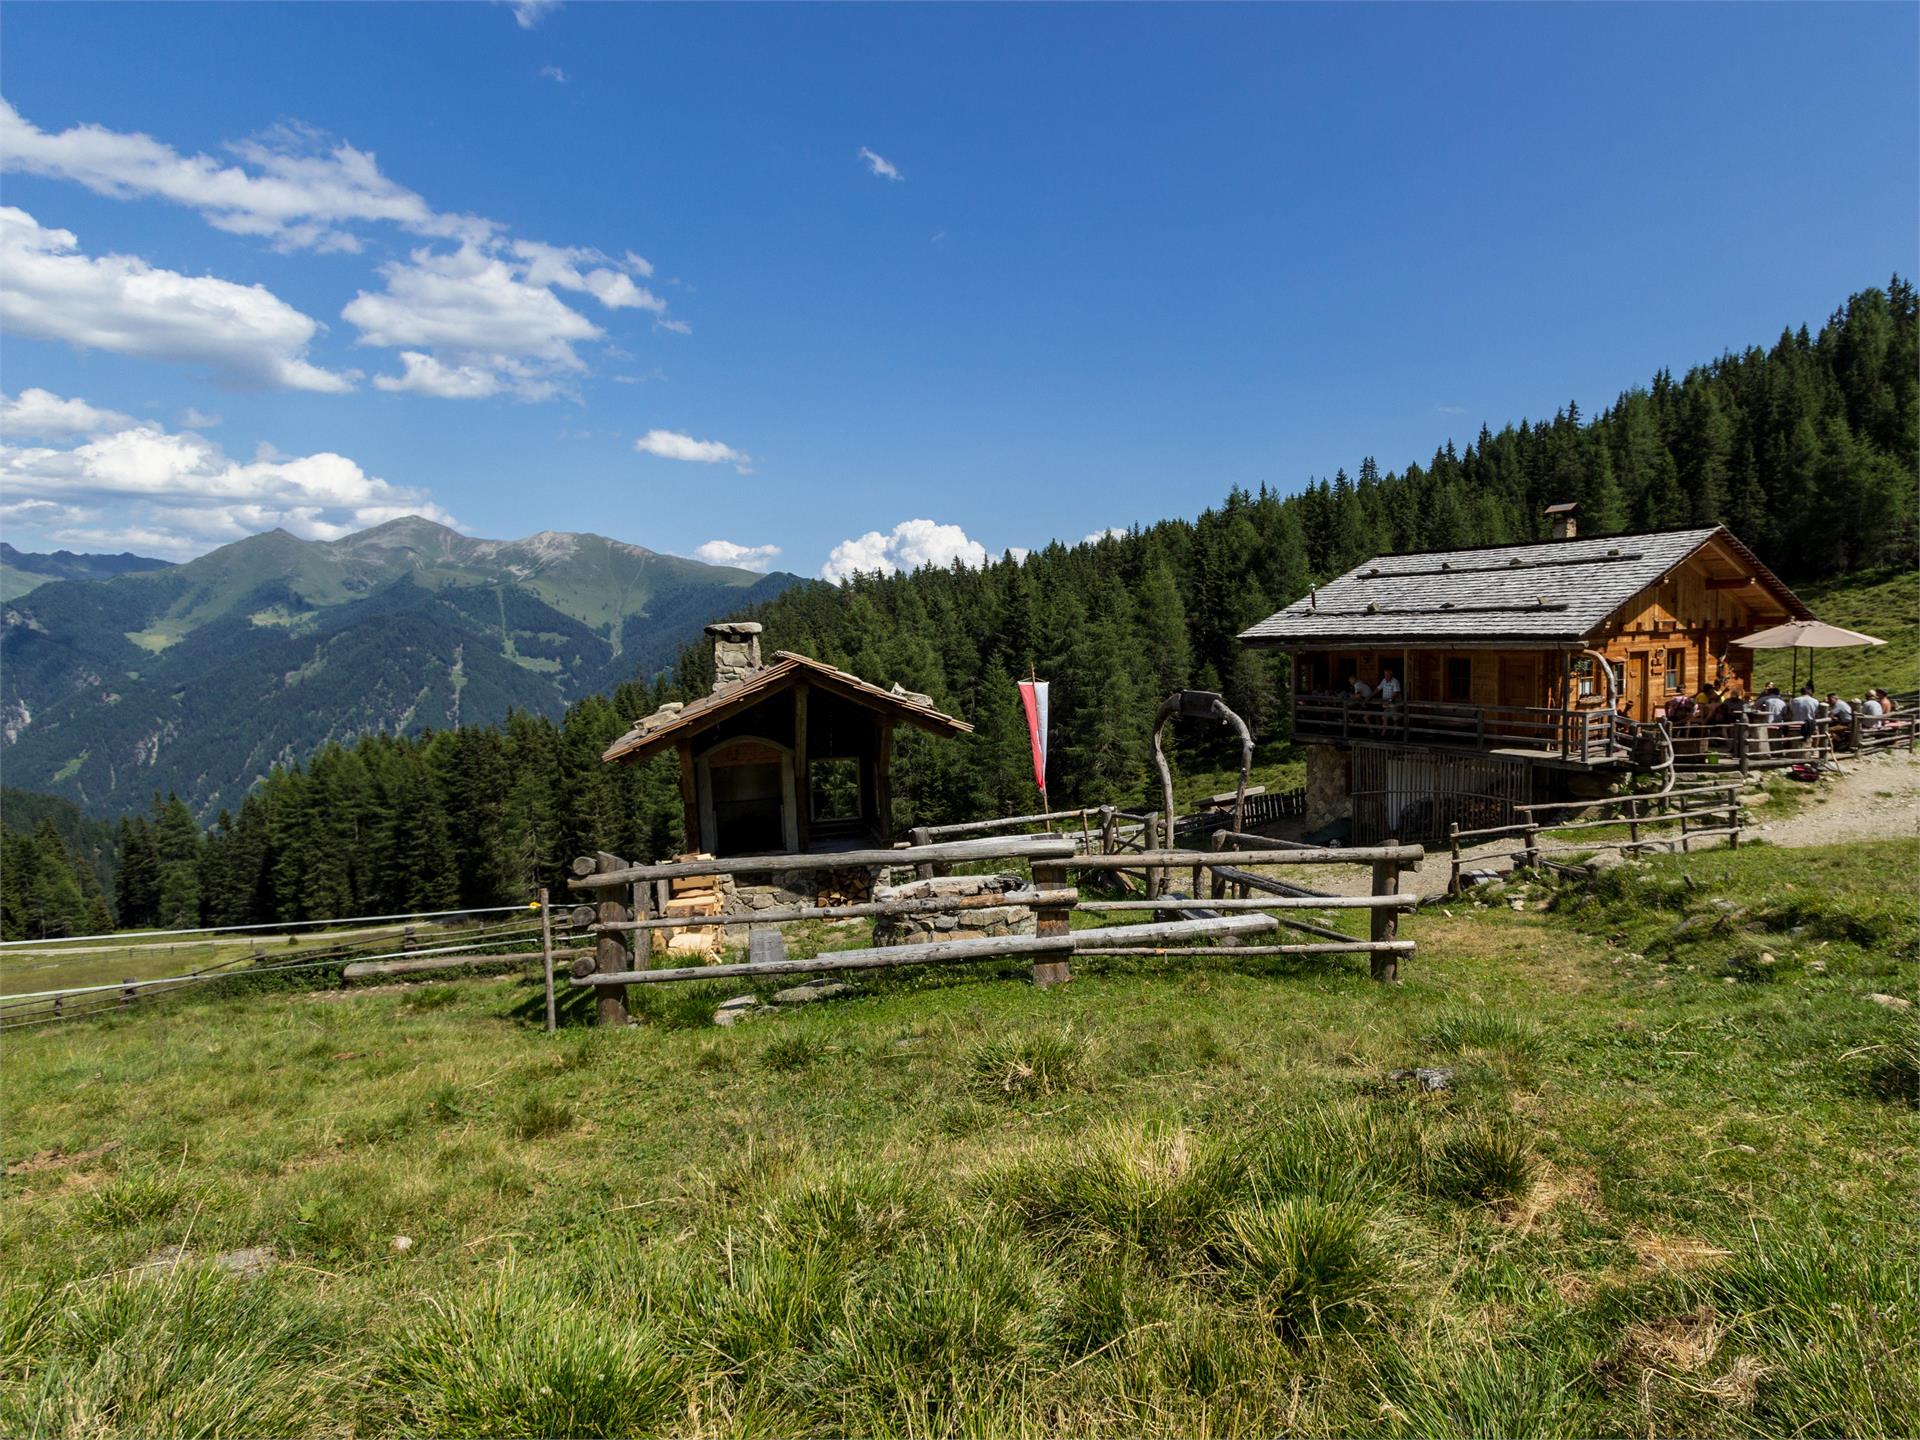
[1293,694,1628,765]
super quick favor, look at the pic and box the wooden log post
[1521,822,1541,873]
[1678,808,1691,854]
[1627,796,1641,852]
[120,978,137,1010]
[910,826,935,880]
[539,886,557,1034]
[401,926,417,953]
[1448,823,1462,894]
[592,852,632,1027]
[1369,857,1402,983]
[1030,859,1072,988]
[1099,805,1118,857]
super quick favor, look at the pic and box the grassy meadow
[2,837,1915,1439]
[1750,565,1919,699]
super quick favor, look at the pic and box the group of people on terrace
[1654,677,1901,748]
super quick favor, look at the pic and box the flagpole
[1030,666,1053,834]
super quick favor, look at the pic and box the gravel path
[1239,750,1920,900]
[1746,749,1920,848]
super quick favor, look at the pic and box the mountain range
[0,517,800,817]
[0,543,174,603]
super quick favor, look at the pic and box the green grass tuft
[510,1094,574,1140]
[1210,1198,1390,1340]
[1429,1119,1536,1203]
[966,1028,1088,1100]
[379,1264,684,1437]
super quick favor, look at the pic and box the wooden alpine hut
[1238,509,1812,839]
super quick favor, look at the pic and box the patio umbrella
[1731,618,1886,690]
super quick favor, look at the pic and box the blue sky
[1,2,1915,576]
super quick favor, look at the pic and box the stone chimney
[1546,502,1579,541]
[706,621,764,692]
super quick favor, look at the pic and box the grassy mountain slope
[1750,567,1919,698]
[0,543,172,603]
[0,517,800,816]
[2,836,1912,1435]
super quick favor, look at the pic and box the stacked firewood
[813,868,875,909]
[654,855,725,961]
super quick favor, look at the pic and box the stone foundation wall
[872,873,1036,946]
[721,866,877,918]
[1304,744,1353,830]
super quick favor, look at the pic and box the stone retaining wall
[871,873,1036,946]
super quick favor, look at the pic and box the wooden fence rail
[564,833,1423,1020]
[1448,783,1744,892]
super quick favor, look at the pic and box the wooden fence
[1446,783,1745,892]
[563,832,1423,1023]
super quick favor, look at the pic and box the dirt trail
[1252,750,1920,900]
[1746,749,1920,848]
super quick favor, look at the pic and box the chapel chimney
[705,621,764,693]
[1546,501,1579,541]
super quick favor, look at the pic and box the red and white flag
[1017,679,1049,795]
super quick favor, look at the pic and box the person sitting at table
[1860,692,1885,732]
[1786,684,1820,741]
[1691,682,1723,726]
[1758,684,1788,725]
[1827,693,1853,747]
[1348,674,1372,704]
[1873,688,1898,715]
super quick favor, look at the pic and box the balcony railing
[1293,694,1627,763]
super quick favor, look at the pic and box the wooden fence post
[1521,822,1541,872]
[1369,857,1401,983]
[1726,786,1741,850]
[120,978,137,1010]
[910,827,935,880]
[593,852,632,1028]
[1030,860,1072,989]
[1447,823,1461,894]
[539,886,557,1034]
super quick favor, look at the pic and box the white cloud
[0,388,135,438]
[512,0,562,28]
[0,418,453,558]
[691,539,782,572]
[0,99,488,253]
[821,519,986,583]
[634,429,750,469]
[509,239,665,313]
[180,407,222,429]
[0,207,355,393]
[346,245,609,399]
[858,146,903,182]
[373,351,507,400]
[1,100,690,397]
[1082,527,1128,545]
[539,65,569,83]
[656,317,693,335]
[1435,403,1468,416]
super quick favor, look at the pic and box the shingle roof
[602,650,972,763]
[1238,526,1807,647]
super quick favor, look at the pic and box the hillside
[2,836,1913,1436]
[0,518,800,817]
[1750,566,1919,699]
[0,544,172,603]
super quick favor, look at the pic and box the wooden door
[1628,651,1652,722]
